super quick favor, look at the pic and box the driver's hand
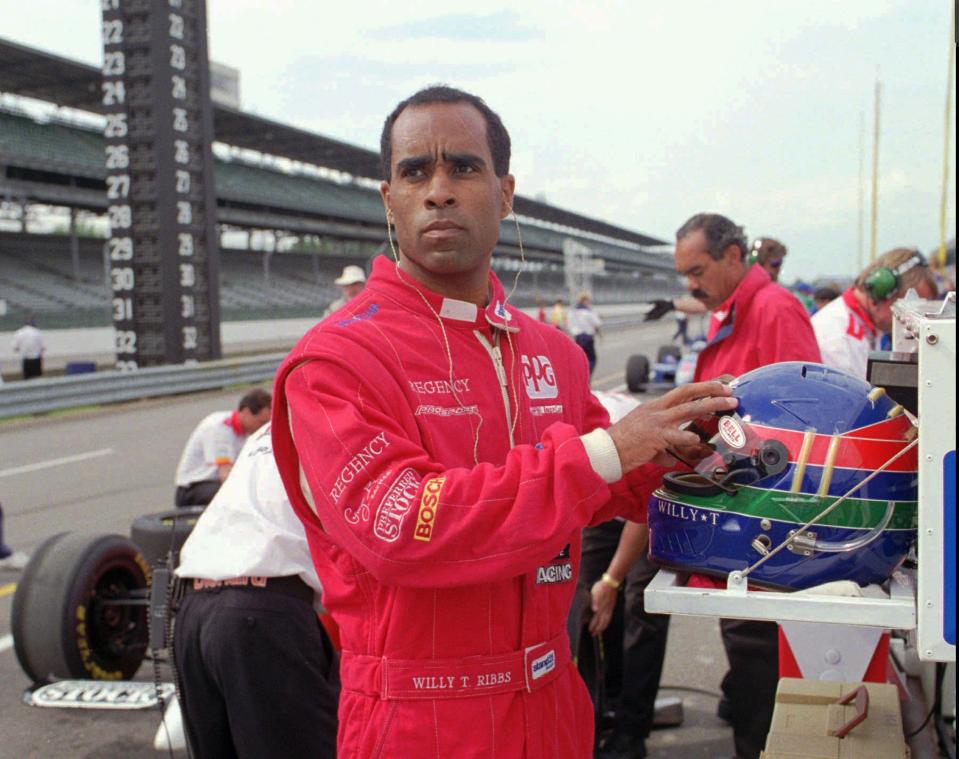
[607,381,738,473]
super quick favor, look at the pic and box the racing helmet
[648,362,918,590]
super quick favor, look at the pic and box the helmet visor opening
[665,414,791,496]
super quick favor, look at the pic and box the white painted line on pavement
[0,634,12,653]
[0,448,114,479]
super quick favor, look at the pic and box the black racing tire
[626,354,650,393]
[130,507,204,569]
[11,532,68,683]
[11,532,151,683]
[656,344,682,363]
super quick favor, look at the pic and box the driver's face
[380,102,514,294]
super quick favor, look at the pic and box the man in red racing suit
[272,86,735,759]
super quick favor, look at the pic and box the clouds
[370,11,540,42]
[0,0,953,279]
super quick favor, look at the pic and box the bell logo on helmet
[718,416,747,449]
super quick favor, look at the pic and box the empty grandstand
[0,36,680,332]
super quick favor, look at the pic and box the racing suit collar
[369,256,520,333]
[708,264,770,339]
[842,287,878,336]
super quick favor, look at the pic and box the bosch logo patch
[414,476,445,542]
[521,355,558,400]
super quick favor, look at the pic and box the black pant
[174,583,340,759]
[575,334,597,377]
[175,480,222,508]
[719,619,779,759]
[578,520,670,740]
[22,357,42,380]
[0,502,11,558]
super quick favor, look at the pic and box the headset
[747,237,786,267]
[863,250,926,302]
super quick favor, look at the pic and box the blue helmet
[648,362,918,589]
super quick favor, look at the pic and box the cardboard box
[761,678,909,759]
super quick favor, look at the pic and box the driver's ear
[380,181,392,221]
[500,174,516,219]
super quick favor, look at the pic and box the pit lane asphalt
[0,320,736,758]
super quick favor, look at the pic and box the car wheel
[11,533,150,682]
[130,507,204,569]
[626,354,650,393]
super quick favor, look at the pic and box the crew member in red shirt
[675,213,821,759]
[271,87,736,759]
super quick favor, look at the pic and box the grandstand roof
[0,36,667,248]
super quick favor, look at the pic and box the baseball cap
[335,265,367,286]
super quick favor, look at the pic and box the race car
[625,340,705,392]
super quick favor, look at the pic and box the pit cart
[643,292,956,757]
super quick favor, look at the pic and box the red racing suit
[694,264,821,382]
[272,257,661,759]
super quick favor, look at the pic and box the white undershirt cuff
[580,427,623,484]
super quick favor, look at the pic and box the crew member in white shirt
[568,290,603,378]
[812,248,937,378]
[11,317,45,380]
[173,388,271,507]
[174,422,339,759]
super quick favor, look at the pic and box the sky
[0,0,955,281]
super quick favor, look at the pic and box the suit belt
[339,632,570,701]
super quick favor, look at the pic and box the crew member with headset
[173,422,339,759]
[746,237,788,283]
[812,247,938,379]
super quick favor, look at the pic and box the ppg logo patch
[521,355,558,400]
[530,650,556,680]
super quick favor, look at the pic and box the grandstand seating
[0,228,681,330]
[0,110,102,178]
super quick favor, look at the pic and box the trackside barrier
[0,353,285,420]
